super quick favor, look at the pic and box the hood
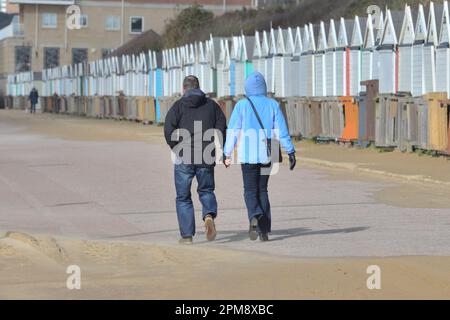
[245,72,267,96]
[182,88,207,108]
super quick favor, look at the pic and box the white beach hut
[299,23,316,96]
[378,9,402,94]
[314,22,327,97]
[252,30,264,74]
[325,19,338,96]
[412,4,428,96]
[436,0,450,97]
[290,26,303,96]
[349,16,367,95]
[335,18,352,96]
[398,4,415,93]
[217,38,231,98]
[423,1,443,94]
[274,27,294,97]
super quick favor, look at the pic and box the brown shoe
[179,236,193,245]
[204,214,216,241]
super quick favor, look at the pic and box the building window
[44,47,60,69]
[102,49,113,59]
[15,46,32,72]
[130,16,143,34]
[72,48,88,65]
[79,14,88,28]
[106,15,120,31]
[42,13,57,28]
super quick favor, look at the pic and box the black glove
[288,152,296,171]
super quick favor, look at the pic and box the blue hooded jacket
[224,72,295,164]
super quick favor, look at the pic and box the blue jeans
[174,164,217,237]
[241,164,271,233]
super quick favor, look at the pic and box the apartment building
[0,0,253,78]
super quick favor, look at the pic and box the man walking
[28,87,39,114]
[164,76,226,244]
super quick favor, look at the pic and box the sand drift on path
[1,232,449,299]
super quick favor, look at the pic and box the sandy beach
[1,109,449,299]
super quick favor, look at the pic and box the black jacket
[164,89,226,167]
[29,89,39,104]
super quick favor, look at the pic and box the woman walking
[223,72,296,241]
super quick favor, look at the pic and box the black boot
[249,217,259,241]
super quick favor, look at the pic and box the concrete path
[1,111,449,257]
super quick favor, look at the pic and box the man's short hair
[183,75,200,90]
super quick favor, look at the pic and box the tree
[163,5,214,48]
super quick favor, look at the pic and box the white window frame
[105,15,120,31]
[42,13,57,29]
[129,16,144,34]
[79,14,88,28]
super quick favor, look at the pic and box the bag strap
[245,96,267,137]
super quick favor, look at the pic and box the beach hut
[252,31,264,74]
[299,24,315,96]
[373,11,385,81]
[267,28,278,93]
[349,16,367,95]
[325,19,338,96]
[361,13,376,82]
[398,5,415,94]
[261,30,272,92]
[314,22,327,97]
[217,38,231,98]
[274,27,294,97]
[229,36,241,96]
[335,18,353,96]
[423,2,443,94]
[235,34,254,96]
[378,9,402,94]
[210,36,221,94]
[412,4,428,96]
[436,1,450,97]
[290,26,303,96]
[184,44,196,79]
[199,40,214,94]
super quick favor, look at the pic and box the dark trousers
[241,164,271,233]
[30,103,36,114]
[174,164,217,237]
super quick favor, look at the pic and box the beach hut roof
[293,26,303,55]
[351,16,366,46]
[316,21,328,51]
[210,36,222,66]
[363,13,375,49]
[380,10,397,45]
[374,10,385,46]
[262,30,270,57]
[286,27,295,54]
[439,1,450,44]
[327,19,338,48]
[414,4,428,42]
[337,17,353,47]
[269,28,277,55]
[275,27,286,54]
[240,35,255,61]
[426,2,444,45]
[252,30,262,58]
[399,5,415,45]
